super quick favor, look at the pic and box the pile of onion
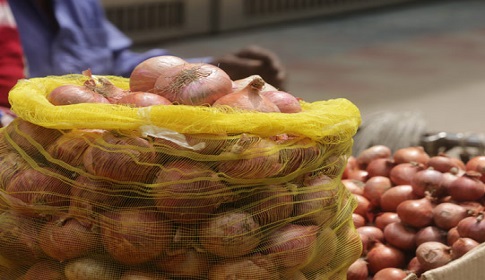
[344,145,485,279]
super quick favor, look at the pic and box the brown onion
[208,255,279,280]
[415,241,452,271]
[357,226,384,244]
[154,62,232,106]
[346,258,368,280]
[451,237,479,259]
[22,260,65,280]
[366,158,395,178]
[447,227,460,246]
[130,55,186,92]
[383,222,417,252]
[373,267,408,280]
[155,248,209,279]
[46,129,102,167]
[389,162,425,185]
[356,145,392,170]
[198,208,262,258]
[353,194,371,219]
[301,227,338,272]
[120,270,171,280]
[362,176,392,208]
[380,185,417,212]
[38,216,100,261]
[64,256,121,280]
[428,154,465,173]
[411,168,445,197]
[448,171,485,202]
[465,155,485,182]
[153,160,233,224]
[213,76,280,112]
[0,151,29,188]
[100,208,174,265]
[415,226,447,247]
[374,212,401,230]
[342,179,365,195]
[352,213,366,228]
[396,196,435,228]
[407,256,425,276]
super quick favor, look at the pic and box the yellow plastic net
[0,75,362,280]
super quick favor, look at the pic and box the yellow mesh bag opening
[1,74,362,280]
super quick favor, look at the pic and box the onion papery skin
[154,63,233,106]
[129,55,186,92]
[153,160,233,224]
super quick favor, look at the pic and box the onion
[466,156,485,183]
[342,179,365,195]
[380,185,417,212]
[155,248,209,279]
[278,137,324,176]
[373,267,408,280]
[100,208,174,265]
[130,55,186,92]
[94,77,131,103]
[301,226,338,272]
[198,208,262,258]
[352,194,370,219]
[456,214,485,243]
[432,202,469,230]
[260,90,302,113]
[114,91,173,107]
[213,76,280,112]
[396,196,435,228]
[366,158,395,178]
[374,212,401,230]
[153,160,233,224]
[235,183,294,226]
[356,145,392,170]
[207,255,279,280]
[46,129,102,167]
[263,223,319,269]
[389,162,425,185]
[448,171,485,202]
[82,131,158,182]
[154,62,232,106]
[0,151,29,188]
[217,135,282,179]
[411,168,445,197]
[22,260,65,280]
[5,118,62,160]
[407,257,425,277]
[232,75,278,92]
[342,156,358,179]
[366,242,406,275]
[357,226,384,244]
[362,176,392,208]
[352,213,366,228]
[415,241,452,271]
[0,211,46,265]
[64,255,121,280]
[6,167,71,207]
[383,222,417,252]
[393,146,430,165]
[415,226,447,247]
[346,258,368,280]
[38,216,100,261]
[47,83,110,105]
[120,270,171,280]
[451,237,479,259]
[447,227,460,246]
[428,154,465,173]
[292,172,337,225]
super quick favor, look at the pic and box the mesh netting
[0,75,361,280]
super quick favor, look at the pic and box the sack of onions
[0,55,361,279]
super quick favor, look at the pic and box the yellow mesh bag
[0,75,362,280]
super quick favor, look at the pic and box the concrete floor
[139,0,485,135]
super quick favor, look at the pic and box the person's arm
[0,0,25,109]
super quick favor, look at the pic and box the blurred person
[4,0,286,99]
[0,0,23,125]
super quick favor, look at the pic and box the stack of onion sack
[0,56,361,280]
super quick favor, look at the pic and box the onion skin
[415,226,447,247]
[456,214,485,243]
[260,90,302,113]
[346,258,368,280]
[447,172,485,202]
[213,76,280,112]
[130,55,186,92]
[154,63,233,106]
[208,255,279,280]
[114,91,173,107]
[199,209,262,258]
[432,202,469,230]
[232,75,278,92]
[153,160,233,224]
[415,241,452,271]
[38,216,100,262]
[47,84,110,105]
[100,209,174,265]
[451,237,479,259]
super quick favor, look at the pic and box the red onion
[383,222,417,252]
[396,196,435,228]
[260,90,302,113]
[411,168,445,197]
[465,155,485,182]
[428,154,465,173]
[342,179,365,195]
[393,146,430,165]
[407,256,425,276]
[356,145,392,170]
[448,171,485,202]
[207,255,278,280]
[357,226,384,244]
[447,227,460,246]
[415,241,452,271]
[415,226,447,247]
[46,129,102,167]
[155,248,209,278]
[22,260,65,280]
[366,242,406,275]
[380,184,417,212]
[374,212,401,230]
[456,214,485,243]
[389,162,425,186]
[115,91,173,107]
[373,267,408,280]
[432,202,469,230]
[47,83,110,105]
[352,213,366,228]
[366,158,395,178]
[346,258,368,280]
[130,55,186,92]
[451,237,479,259]
[353,194,371,219]
[301,227,338,273]
[362,176,392,208]
[213,76,280,112]
[154,62,232,106]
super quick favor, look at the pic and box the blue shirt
[8,0,180,78]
